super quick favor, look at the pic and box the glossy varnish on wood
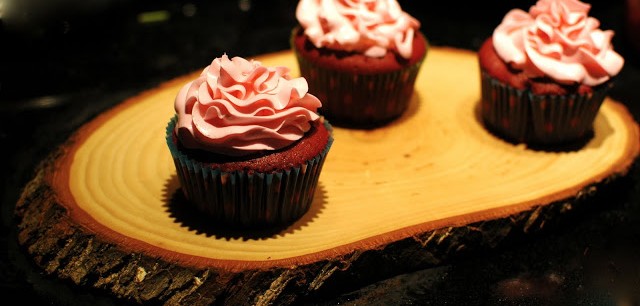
[15,48,640,305]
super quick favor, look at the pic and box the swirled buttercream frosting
[174,54,321,156]
[295,0,420,58]
[492,0,624,86]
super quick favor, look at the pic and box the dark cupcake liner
[480,71,612,147]
[292,32,426,128]
[480,71,529,143]
[165,117,334,228]
[528,87,609,145]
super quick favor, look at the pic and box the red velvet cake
[170,119,331,173]
[292,0,428,128]
[479,0,624,148]
[166,54,333,228]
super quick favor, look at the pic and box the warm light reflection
[137,10,170,24]
[28,96,62,109]
[239,0,251,12]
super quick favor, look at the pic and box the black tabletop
[1,1,639,305]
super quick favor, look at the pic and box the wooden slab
[15,47,640,305]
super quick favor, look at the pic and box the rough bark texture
[15,148,637,306]
[13,48,640,305]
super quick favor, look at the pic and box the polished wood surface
[15,47,640,305]
[60,47,640,266]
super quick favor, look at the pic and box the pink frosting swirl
[492,0,624,86]
[174,54,321,156]
[295,0,420,58]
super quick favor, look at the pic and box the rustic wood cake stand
[15,47,640,306]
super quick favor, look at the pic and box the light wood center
[65,48,639,266]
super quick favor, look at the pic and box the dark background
[1,0,640,305]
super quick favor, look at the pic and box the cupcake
[166,54,334,228]
[291,0,428,128]
[478,0,624,148]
